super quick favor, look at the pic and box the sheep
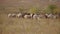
[52,14,59,19]
[21,13,30,18]
[8,13,12,18]
[24,15,31,19]
[8,13,16,18]
[38,14,45,18]
[11,13,16,17]
[45,13,49,18]
[16,13,22,18]
[45,13,53,18]
[24,13,33,19]
[29,13,34,18]
[24,13,34,19]
[33,14,39,19]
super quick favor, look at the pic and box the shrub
[29,7,40,14]
[44,5,57,14]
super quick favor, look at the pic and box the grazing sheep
[21,13,30,18]
[24,13,33,19]
[33,14,39,19]
[8,13,12,18]
[11,13,16,17]
[45,14,49,18]
[52,14,59,19]
[30,13,34,18]
[38,14,45,18]
[24,15,31,19]
[16,13,22,18]
[45,13,53,18]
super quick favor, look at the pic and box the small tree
[29,7,40,14]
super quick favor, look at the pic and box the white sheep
[45,13,53,18]
[17,13,22,18]
[11,13,16,17]
[24,13,33,19]
[33,14,39,19]
[8,13,12,18]
[24,15,32,19]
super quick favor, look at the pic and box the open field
[0,0,60,34]
[0,13,60,34]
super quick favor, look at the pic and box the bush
[44,5,57,14]
[29,7,40,14]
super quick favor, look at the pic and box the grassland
[0,13,60,34]
[0,0,60,34]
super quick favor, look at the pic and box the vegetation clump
[44,5,57,14]
[29,7,40,14]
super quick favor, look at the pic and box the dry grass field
[0,13,60,34]
[0,0,60,34]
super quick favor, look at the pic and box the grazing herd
[8,12,60,19]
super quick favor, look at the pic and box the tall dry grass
[0,13,60,34]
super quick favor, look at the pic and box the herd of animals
[8,12,60,19]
